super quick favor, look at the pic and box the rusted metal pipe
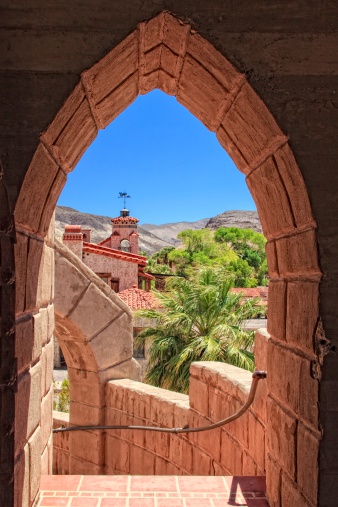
[53,370,267,435]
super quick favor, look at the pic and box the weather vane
[118,191,131,208]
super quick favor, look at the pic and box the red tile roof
[111,216,139,224]
[83,242,147,266]
[118,285,161,310]
[230,286,268,306]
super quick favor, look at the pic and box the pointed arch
[13,11,321,505]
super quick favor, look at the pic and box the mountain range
[55,206,262,256]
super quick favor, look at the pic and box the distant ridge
[55,206,261,255]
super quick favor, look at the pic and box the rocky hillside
[206,210,262,233]
[55,206,261,255]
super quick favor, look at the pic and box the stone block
[43,337,54,395]
[191,446,212,475]
[150,395,175,427]
[39,307,49,346]
[14,232,28,314]
[15,313,36,373]
[143,45,161,75]
[248,414,265,473]
[69,456,105,475]
[70,429,104,466]
[37,244,54,306]
[41,388,53,451]
[39,168,67,237]
[220,431,242,475]
[281,473,311,507]
[189,377,209,416]
[246,156,295,238]
[54,253,90,318]
[68,368,103,407]
[105,435,130,473]
[267,343,298,413]
[267,398,297,479]
[41,442,49,475]
[197,422,222,463]
[254,329,269,372]
[177,55,228,131]
[173,401,189,429]
[155,456,177,475]
[89,311,133,370]
[70,401,105,427]
[187,32,239,93]
[299,358,318,428]
[105,357,141,382]
[83,32,138,107]
[297,424,319,504]
[275,229,320,278]
[68,282,122,339]
[223,82,283,169]
[146,429,170,459]
[25,237,44,311]
[242,451,258,475]
[169,436,193,472]
[28,426,41,504]
[95,73,139,129]
[14,444,30,507]
[47,303,55,340]
[47,433,53,474]
[14,143,59,233]
[274,144,314,229]
[265,240,279,279]
[216,124,248,173]
[267,280,287,341]
[15,363,42,456]
[286,281,319,352]
[266,452,281,507]
[129,445,155,474]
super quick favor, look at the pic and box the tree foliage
[146,226,268,287]
[136,269,259,393]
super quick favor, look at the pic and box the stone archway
[13,11,321,507]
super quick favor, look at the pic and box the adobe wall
[53,330,268,476]
[83,252,139,292]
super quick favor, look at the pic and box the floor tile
[40,498,70,506]
[131,475,177,492]
[178,476,227,493]
[41,476,81,492]
[70,498,99,506]
[80,476,128,492]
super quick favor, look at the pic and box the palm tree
[135,269,260,393]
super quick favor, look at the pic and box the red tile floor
[37,475,269,506]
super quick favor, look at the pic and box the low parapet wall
[53,330,268,475]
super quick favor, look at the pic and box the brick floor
[37,475,269,506]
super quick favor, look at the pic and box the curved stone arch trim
[13,11,322,498]
[15,12,317,243]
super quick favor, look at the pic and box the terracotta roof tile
[83,242,147,266]
[111,216,139,224]
[118,285,161,310]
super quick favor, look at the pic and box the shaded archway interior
[13,11,322,507]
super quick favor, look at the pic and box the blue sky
[58,90,256,225]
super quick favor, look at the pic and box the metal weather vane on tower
[118,191,131,209]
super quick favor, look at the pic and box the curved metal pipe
[53,370,267,435]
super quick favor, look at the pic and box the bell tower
[110,192,139,254]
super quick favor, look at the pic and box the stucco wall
[83,252,139,292]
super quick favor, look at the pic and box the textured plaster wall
[1,3,338,507]
[83,252,139,292]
